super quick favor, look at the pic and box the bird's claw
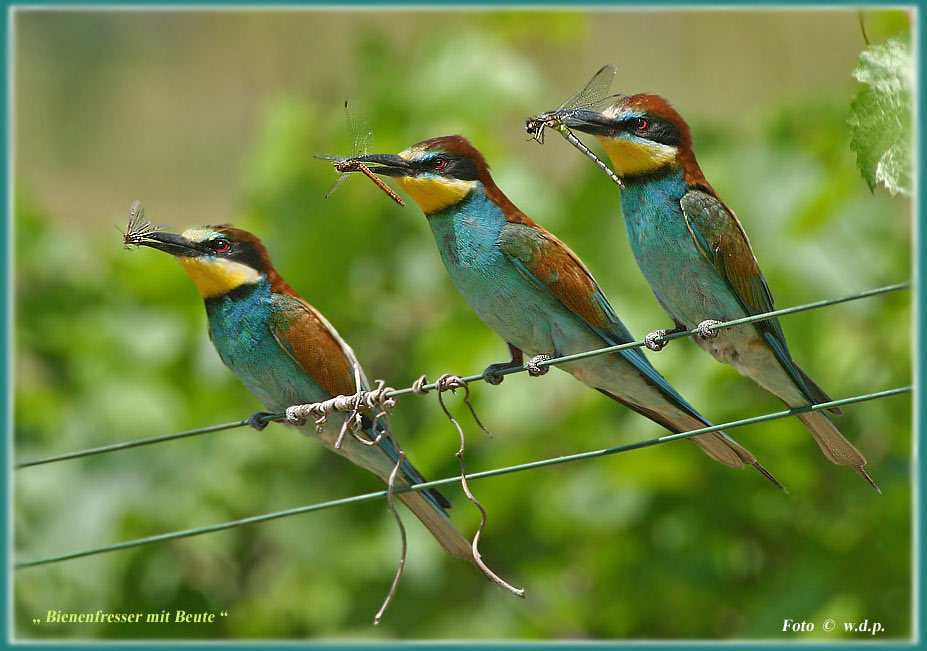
[644,329,670,352]
[696,319,723,340]
[247,412,277,430]
[481,363,509,386]
[526,354,553,377]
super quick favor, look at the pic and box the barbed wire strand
[15,281,910,470]
[389,281,911,396]
[373,450,407,625]
[431,374,524,597]
[15,385,910,570]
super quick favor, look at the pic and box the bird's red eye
[636,118,649,130]
[215,239,231,253]
[433,158,448,170]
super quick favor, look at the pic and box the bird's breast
[205,289,330,412]
[620,179,744,326]
[427,207,558,354]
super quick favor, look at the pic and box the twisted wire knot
[434,373,467,394]
[411,373,469,397]
[411,375,431,395]
[284,380,397,433]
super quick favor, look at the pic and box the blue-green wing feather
[498,222,708,422]
[679,190,822,404]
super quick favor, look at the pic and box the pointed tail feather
[594,388,784,489]
[750,460,788,492]
[690,432,750,468]
[395,490,476,563]
[796,410,870,466]
[690,431,786,491]
[796,411,878,492]
[596,387,751,469]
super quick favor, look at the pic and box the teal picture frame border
[2,1,920,648]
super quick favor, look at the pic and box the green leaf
[848,33,913,197]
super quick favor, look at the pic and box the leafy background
[13,9,912,641]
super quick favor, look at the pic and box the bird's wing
[498,222,626,335]
[270,293,453,508]
[680,190,834,407]
[497,221,705,418]
[270,293,359,398]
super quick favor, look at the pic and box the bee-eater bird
[129,224,478,561]
[554,94,876,489]
[350,136,783,490]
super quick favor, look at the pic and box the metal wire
[15,385,911,570]
[15,420,251,469]
[14,281,910,469]
[388,281,910,395]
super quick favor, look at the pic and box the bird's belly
[638,244,773,376]
[443,256,560,356]
[641,240,744,326]
[697,326,805,403]
[624,207,746,327]
[696,325,765,367]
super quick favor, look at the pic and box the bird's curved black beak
[130,231,203,257]
[352,154,414,177]
[556,110,617,137]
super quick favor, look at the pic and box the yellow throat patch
[176,256,263,299]
[395,176,476,215]
[597,136,677,178]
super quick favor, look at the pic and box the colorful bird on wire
[124,211,479,560]
[543,84,876,490]
[339,136,785,490]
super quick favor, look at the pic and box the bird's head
[353,135,490,215]
[128,224,288,299]
[559,94,707,186]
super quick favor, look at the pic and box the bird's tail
[395,489,476,563]
[596,389,785,490]
[690,431,787,492]
[796,411,879,492]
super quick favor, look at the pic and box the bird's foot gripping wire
[696,319,723,340]
[247,412,282,430]
[482,362,518,386]
[644,329,671,352]
[644,325,688,352]
[526,354,553,377]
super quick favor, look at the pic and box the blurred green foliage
[14,9,911,641]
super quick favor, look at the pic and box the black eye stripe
[415,156,480,181]
[622,117,681,146]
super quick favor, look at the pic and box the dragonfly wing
[344,96,374,157]
[325,172,351,199]
[558,64,617,111]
